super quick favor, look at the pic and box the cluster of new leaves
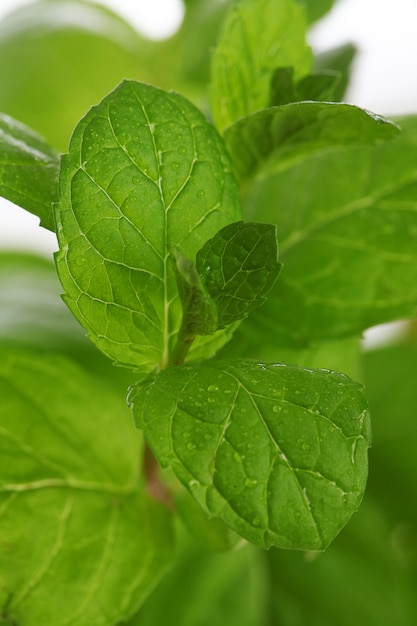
[0,0,417,624]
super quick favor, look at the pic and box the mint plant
[1,0,417,624]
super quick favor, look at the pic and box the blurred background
[1,0,417,255]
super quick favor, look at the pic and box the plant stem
[143,444,173,510]
[168,335,195,366]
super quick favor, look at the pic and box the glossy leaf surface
[196,221,281,328]
[55,80,241,371]
[131,360,370,550]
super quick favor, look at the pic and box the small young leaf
[0,114,59,230]
[0,349,173,625]
[295,70,341,102]
[315,43,357,101]
[298,0,338,24]
[55,80,241,372]
[224,102,399,184]
[170,247,218,339]
[269,67,340,107]
[210,0,312,132]
[196,221,282,328]
[130,360,371,551]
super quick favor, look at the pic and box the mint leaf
[170,248,218,340]
[241,115,417,345]
[0,251,84,351]
[196,221,282,328]
[210,0,312,133]
[0,1,160,151]
[224,102,399,184]
[315,43,357,101]
[298,0,338,23]
[269,67,340,106]
[130,360,370,550]
[0,349,172,626]
[130,542,267,626]
[55,80,241,372]
[0,114,58,230]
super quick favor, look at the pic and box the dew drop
[207,385,218,392]
[132,176,140,185]
[171,161,180,171]
[272,405,281,413]
[187,442,196,451]
[196,189,205,198]
[178,145,186,155]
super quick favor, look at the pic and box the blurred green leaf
[315,43,357,101]
[266,497,417,625]
[269,67,340,106]
[0,0,159,151]
[0,251,137,391]
[0,114,58,230]
[240,116,417,347]
[131,360,370,550]
[298,0,339,23]
[210,0,312,132]
[127,541,268,626]
[224,102,398,184]
[0,348,173,626]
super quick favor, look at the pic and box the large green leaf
[210,0,312,133]
[0,0,159,151]
[130,360,370,550]
[55,80,241,372]
[240,116,417,346]
[224,102,398,184]
[0,349,173,626]
[0,114,59,230]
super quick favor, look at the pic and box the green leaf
[240,115,417,346]
[129,541,269,626]
[315,43,357,101]
[224,102,399,184]
[0,0,160,151]
[0,251,137,393]
[196,221,282,328]
[130,360,371,551]
[269,67,340,107]
[0,114,59,230]
[296,70,341,101]
[267,497,417,626]
[210,0,312,133]
[170,248,218,340]
[0,349,173,625]
[55,80,241,372]
[298,0,339,23]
